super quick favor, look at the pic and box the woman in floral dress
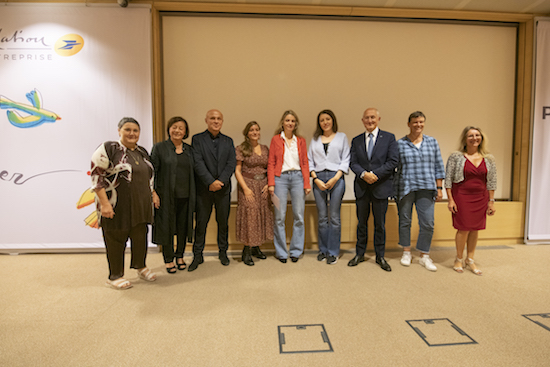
[235,121,273,266]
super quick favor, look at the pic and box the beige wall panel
[205,201,523,251]
[349,6,532,22]
[340,203,354,243]
[162,15,517,202]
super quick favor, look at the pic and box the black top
[128,152,154,226]
[150,139,196,245]
[208,130,220,156]
[323,142,329,155]
[191,130,236,193]
[175,152,190,198]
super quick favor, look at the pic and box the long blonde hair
[275,110,300,137]
[459,126,489,156]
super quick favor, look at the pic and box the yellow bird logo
[76,187,98,229]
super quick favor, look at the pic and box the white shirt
[281,132,301,172]
[365,127,379,153]
[361,127,380,179]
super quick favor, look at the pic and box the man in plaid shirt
[394,111,445,271]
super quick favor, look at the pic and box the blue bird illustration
[0,89,61,128]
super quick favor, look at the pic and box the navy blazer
[192,130,236,194]
[350,129,399,200]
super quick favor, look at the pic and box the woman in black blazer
[151,116,196,273]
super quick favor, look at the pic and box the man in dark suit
[348,108,399,271]
[189,109,236,271]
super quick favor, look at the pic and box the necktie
[367,133,374,160]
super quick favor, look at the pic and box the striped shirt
[394,134,445,200]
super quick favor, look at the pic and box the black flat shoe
[291,257,299,263]
[347,255,365,267]
[376,257,392,272]
[278,258,287,263]
[188,255,203,272]
[219,251,230,266]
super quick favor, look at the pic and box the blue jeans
[313,170,345,257]
[273,171,305,259]
[397,190,435,253]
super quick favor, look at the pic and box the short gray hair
[118,117,140,129]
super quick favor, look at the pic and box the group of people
[91,108,496,290]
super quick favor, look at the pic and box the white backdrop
[527,19,550,243]
[0,5,152,251]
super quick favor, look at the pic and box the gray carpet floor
[1,244,549,366]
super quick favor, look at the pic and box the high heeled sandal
[453,257,464,273]
[465,258,482,276]
[176,259,186,271]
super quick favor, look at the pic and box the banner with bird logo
[0,5,153,251]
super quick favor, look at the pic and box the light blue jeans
[397,190,435,253]
[313,170,345,257]
[273,171,305,259]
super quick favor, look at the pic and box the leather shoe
[278,258,287,263]
[188,255,203,272]
[242,246,254,266]
[219,251,230,266]
[251,246,266,259]
[291,257,299,263]
[376,257,392,272]
[347,255,365,267]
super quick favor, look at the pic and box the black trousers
[102,223,148,280]
[193,189,230,255]
[355,191,388,258]
[162,198,189,263]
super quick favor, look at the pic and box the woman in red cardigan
[268,110,311,263]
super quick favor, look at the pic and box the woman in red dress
[445,126,497,275]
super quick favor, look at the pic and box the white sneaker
[419,255,437,272]
[400,251,412,266]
